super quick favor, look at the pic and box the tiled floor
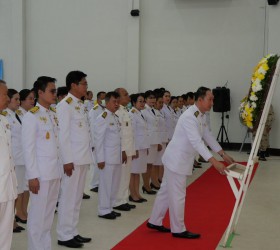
[11,151,280,250]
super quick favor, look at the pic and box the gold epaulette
[102,112,107,119]
[93,105,99,110]
[50,106,56,113]
[16,109,23,116]
[66,97,72,104]
[0,110,7,116]
[194,111,199,118]
[131,109,136,113]
[30,106,40,114]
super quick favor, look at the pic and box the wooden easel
[222,58,280,248]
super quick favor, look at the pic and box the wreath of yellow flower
[240,54,279,130]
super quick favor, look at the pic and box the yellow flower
[262,63,269,71]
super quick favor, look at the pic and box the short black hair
[144,90,155,100]
[8,89,18,99]
[182,94,188,101]
[97,91,106,99]
[170,96,178,103]
[19,89,32,101]
[195,87,211,101]
[105,91,120,103]
[155,92,164,100]
[186,92,195,99]
[33,76,56,98]
[130,93,145,106]
[66,70,87,91]
[57,86,68,97]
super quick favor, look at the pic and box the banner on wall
[0,60,3,80]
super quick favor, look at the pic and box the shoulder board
[0,111,7,116]
[30,106,40,114]
[16,109,23,116]
[131,109,136,113]
[194,111,199,118]
[50,106,56,113]
[93,105,99,110]
[66,97,73,104]
[102,112,107,119]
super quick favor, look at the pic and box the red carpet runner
[112,162,258,250]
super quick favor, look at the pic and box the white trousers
[90,164,99,189]
[98,163,122,215]
[57,165,88,241]
[114,156,132,207]
[0,200,15,250]
[27,179,60,250]
[149,167,187,233]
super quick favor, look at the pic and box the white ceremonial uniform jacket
[57,93,93,166]
[162,104,222,176]
[4,108,24,165]
[17,106,27,119]
[22,104,61,181]
[161,104,176,141]
[0,113,18,202]
[129,108,149,151]
[154,109,168,144]
[94,109,122,164]
[89,103,105,148]
[141,104,161,146]
[115,105,135,157]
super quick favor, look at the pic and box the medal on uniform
[46,131,50,139]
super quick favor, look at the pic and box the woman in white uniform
[129,93,149,202]
[5,89,25,232]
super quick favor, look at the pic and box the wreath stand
[222,58,280,248]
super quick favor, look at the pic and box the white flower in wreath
[250,94,258,102]
[252,82,262,92]
[257,66,267,75]
[251,102,257,108]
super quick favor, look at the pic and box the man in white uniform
[94,92,123,219]
[56,71,93,248]
[113,88,136,211]
[22,76,61,250]
[148,87,234,238]
[0,80,18,250]
[89,91,106,193]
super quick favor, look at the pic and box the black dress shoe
[129,196,143,203]
[17,226,25,231]
[172,231,201,239]
[126,203,136,209]
[13,227,21,233]
[147,222,171,233]
[112,211,121,217]
[113,204,131,211]
[82,193,90,199]
[150,183,160,190]
[140,198,147,202]
[90,187,98,192]
[15,215,27,224]
[193,164,202,168]
[58,239,84,248]
[142,186,157,195]
[74,235,92,243]
[98,213,116,220]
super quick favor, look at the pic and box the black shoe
[90,187,98,193]
[83,193,90,199]
[150,183,160,190]
[15,215,27,224]
[112,211,121,217]
[147,222,171,232]
[74,235,92,243]
[13,227,21,233]
[172,231,201,239]
[198,156,208,163]
[259,151,267,161]
[16,226,25,231]
[58,239,84,248]
[142,186,157,195]
[98,213,116,220]
[140,198,147,202]
[126,203,136,209]
[265,149,270,157]
[193,164,202,169]
[129,196,143,203]
[113,204,131,211]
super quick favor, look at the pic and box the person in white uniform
[148,87,234,239]
[141,90,162,194]
[112,88,136,211]
[22,77,61,250]
[56,71,93,248]
[0,80,18,250]
[129,93,149,203]
[89,91,106,193]
[5,89,26,232]
[94,91,123,219]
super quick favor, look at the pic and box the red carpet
[112,162,258,250]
